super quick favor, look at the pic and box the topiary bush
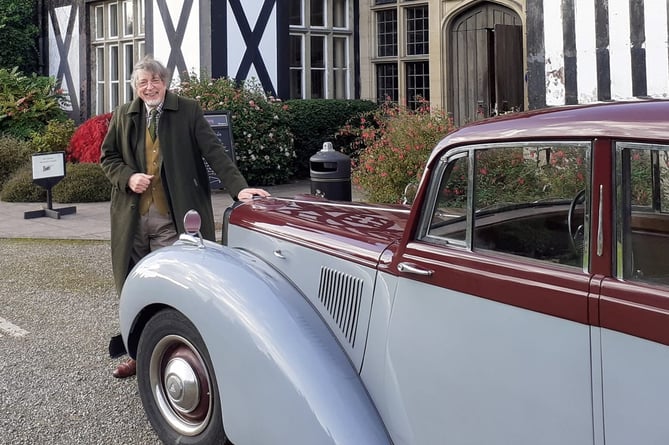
[0,164,45,202]
[177,74,295,186]
[67,113,112,163]
[0,135,32,190]
[0,67,69,140]
[52,163,110,203]
[285,99,378,178]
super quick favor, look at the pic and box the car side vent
[318,266,363,347]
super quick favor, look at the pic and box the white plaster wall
[49,6,79,111]
[608,0,633,100]
[544,0,668,104]
[226,1,278,88]
[543,0,565,106]
[152,0,201,86]
[575,0,597,103]
[644,0,669,98]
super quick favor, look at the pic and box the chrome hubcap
[149,335,213,436]
[164,358,200,413]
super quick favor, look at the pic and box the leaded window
[373,1,430,108]
[377,10,398,57]
[406,61,429,108]
[377,63,398,102]
[90,0,145,115]
[288,0,353,99]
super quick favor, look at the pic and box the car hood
[228,195,410,265]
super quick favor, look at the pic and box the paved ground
[0,239,161,445]
[0,180,361,444]
[0,180,317,240]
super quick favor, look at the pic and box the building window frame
[372,1,430,108]
[289,0,353,99]
[90,0,145,115]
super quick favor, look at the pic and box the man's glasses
[137,78,163,89]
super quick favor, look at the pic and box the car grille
[318,266,363,347]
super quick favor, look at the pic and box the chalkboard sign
[203,111,236,190]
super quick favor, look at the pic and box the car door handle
[398,262,434,276]
[273,249,286,259]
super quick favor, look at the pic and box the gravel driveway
[0,239,160,444]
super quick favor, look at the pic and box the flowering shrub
[177,74,295,185]
[474,148,550,207]
[30,118,76,153]
[538,146,588,199]
[441,146,588,209]
[341,101,455,203]
[67,113,112,163]
[0,67,68,140]
[628,148,669,206]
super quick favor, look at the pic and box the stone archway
[448,2,523,126]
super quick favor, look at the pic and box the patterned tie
[148,108,158,141]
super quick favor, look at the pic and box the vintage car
[119,100,669,444]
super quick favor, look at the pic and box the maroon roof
[432,100,669,161]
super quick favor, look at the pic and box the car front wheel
[137,309,230,444]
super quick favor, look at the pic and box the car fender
[120,241,391,445]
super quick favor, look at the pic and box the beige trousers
[131,206,178,265]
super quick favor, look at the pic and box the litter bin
[309,142,352,201]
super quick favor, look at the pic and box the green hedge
[53,163,110,203]
[0,164,45,202]
[0,0,39,73]
[1,162,110,203]
[0,135,32,191]
[286,99,378,178]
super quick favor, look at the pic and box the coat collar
[163,90,179,111]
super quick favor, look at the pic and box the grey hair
[130,56,170,92]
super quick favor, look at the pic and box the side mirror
[402,182,419,206]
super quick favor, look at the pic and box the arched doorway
[448,2,523,126]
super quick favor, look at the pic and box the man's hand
[237,187,271,201]
[128,173,154,194]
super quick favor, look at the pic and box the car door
[599,142,669,445]
[385,142,597,445]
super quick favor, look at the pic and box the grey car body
[120,100,669,445]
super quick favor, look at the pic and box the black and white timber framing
[527,0,669,109]
[39,0,669,122]
[39,0,289,121]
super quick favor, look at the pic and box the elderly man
[101,56,269,378]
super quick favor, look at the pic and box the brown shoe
[113,358,136,378]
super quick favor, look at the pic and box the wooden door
[494,24,523,114]
[449,3,522,126]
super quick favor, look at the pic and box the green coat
[100,91,248,295]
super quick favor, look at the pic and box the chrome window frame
[418,141,592,271]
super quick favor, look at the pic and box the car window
[422,142,590,267]
[425,152,470,244]
[616,143,669,284]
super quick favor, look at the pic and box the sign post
[203,111,237,190]
[24,151,77,219]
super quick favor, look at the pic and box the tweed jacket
[100,91,248,294]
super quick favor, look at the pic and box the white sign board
[32,152,65,180]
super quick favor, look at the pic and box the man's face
[135,69,166,107]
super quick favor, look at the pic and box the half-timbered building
[39,0,669,126]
